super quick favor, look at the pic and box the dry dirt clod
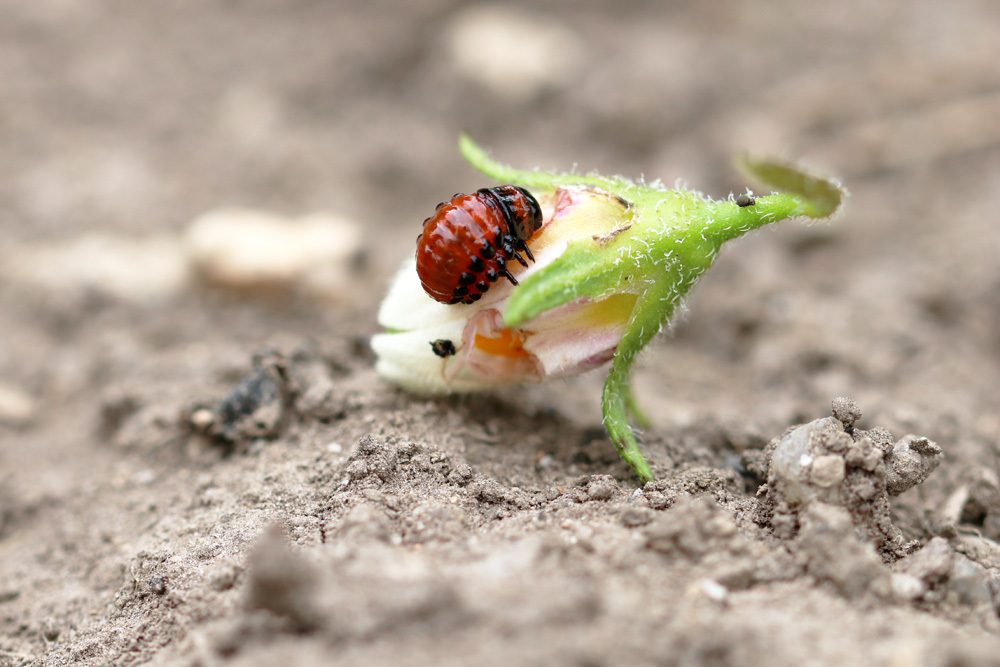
[899,537,954,586]
[285,348,341,421]
[831,396,863,431]
[796,502,888,600]
[206,562,243,592]
[758,399,942,559]
[336,502,393,542]
[244,525,323,631]
[884,435,943,496]
[896,537,995,608]
[585,475,618,501]
[645,495,741,560]
[346,435,400,484]
[196,351,290,444]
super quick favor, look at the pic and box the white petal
[371,319,473,394]
[376,259,474,330]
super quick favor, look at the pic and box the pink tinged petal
[519,293,636,376]
[448,309,544,384]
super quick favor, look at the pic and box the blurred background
[2,0,1000,662]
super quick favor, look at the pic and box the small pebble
[620,507,654,528]
[810,455,846,488]
[884,435,943,496]
[149,574,167,595]
[186,208,361,295]
[0,383,37,426]
[445,5,582,100]
[900,537,954,584]
[831,396,862,430]
[1,234,188,303]
[889,572,925,602]
[207,562,242,592]
[586,477,617,501]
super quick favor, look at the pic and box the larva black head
[482,185,544,243]
[430,339,457,358]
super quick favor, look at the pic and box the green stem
[602,277,682,483]
[624,383,652,430]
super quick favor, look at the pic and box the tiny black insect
[736,193,756,207]
[430,339,457,358]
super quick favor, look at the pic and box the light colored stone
[885,435,943,496]
[185,208,361,295]
[0,383,37,426]
[900,537,954,584]
[2,234,188,303]
[889,572,925,602]
[810,455,846,488]
[689,578,729,604]
[948,554,993,606]
[445,5,582,100]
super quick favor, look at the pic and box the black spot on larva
[459,272,475,285]
[430,339,457,357]
[736,193,756,207]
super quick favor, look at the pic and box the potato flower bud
[373,136,844,482]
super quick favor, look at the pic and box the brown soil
[3,2,1000,666]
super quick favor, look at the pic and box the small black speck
[149,574,167,595]
[430,339,457,357]
[736,193,756,207]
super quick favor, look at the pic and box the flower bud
[373,136,844,482]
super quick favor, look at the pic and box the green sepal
[458,135,845,483]
[504,239,633,327]
[738,155,844,218]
